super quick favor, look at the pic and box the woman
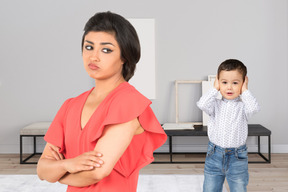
[37,11,167,192]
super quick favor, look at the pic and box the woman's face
[82,31,125,81]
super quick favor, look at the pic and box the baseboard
[271,145,288,153]
[0,144,45,154]
[154,144,288,153]
[0,144,288,154]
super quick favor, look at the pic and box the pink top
[44,82,167,192]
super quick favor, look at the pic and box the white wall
[0,0,287,153]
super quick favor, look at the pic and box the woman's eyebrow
[85,40,115,47]
[100,42,115,46]
[85,40,94,44]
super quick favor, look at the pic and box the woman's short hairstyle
[217,59,247,81]
[82,11,141,81]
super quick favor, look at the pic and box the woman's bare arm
[37,143,68,183]
[37,143,103,183]
[59,118,141,187]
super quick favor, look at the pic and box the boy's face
[218,70,244,100]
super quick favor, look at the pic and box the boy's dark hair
[217,59,247,81]
[82,11,141,82]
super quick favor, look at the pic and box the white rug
[0,174,227,192]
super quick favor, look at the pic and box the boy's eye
[85,45,93,50]
[222,82,227,84]
[102,48,112,53]
[233,82,239,85]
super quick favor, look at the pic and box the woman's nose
[90,50,100,61]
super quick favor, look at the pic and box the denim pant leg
[226,147,249,192]
[203,143,225,192]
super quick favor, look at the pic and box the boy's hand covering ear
[214,77,220,91]
[242,76,248,93]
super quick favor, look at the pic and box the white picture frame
[175,80,203,125]
[208,75,216,82]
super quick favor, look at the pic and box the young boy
[197,59,260,192]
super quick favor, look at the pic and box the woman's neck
[92,76,126,98]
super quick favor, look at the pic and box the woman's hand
[45,145,64,160]
[63,151,104,174]
[46,147,104,174]
[242,76,248,93]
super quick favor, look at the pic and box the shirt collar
[222,96,241,102]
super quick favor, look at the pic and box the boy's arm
[196,77,219,116]
[241,76,260,118]
[241,90,260,118]
[197,87,218,117]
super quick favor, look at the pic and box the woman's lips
[88,63,99,70]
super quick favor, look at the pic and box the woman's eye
[85,45,93,50]
[102,48,112,53]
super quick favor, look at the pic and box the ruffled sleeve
[89,83,167,177]
[44,98,72,153]
[89,85,153,142]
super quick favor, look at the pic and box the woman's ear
[121,58,126,65]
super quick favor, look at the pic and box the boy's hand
[242,76,248,93]
[214,77,220,91]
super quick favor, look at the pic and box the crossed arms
[37,118,142,187]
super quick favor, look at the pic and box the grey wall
[0,0,287,153]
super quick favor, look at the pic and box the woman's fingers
[91,151,104,165]
[49,146,60,160]
[95,152,103,157]
[45,155,56,160]
[58,152,64,160]
[83,159,101,168]
[85,150,103,157]
[83,151,104,167]
[62,150,104,173]
[48,146,64,160]
[82,165,95,171]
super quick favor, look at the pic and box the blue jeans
[203,141,249,192]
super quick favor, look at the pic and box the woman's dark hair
[217,59,247,81]
[82,11,141,81]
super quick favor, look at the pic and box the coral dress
[44,82,167,192]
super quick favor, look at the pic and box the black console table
[153,124,271,164]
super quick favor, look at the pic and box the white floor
[0,174,227,192]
